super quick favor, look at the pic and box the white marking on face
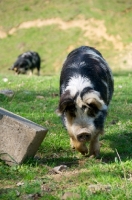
[65,110,96,140]
[66,75,93,97]
[64,94,96,140]
[64,89,107,141]
[76,95,83,108]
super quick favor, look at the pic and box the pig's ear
[87,97,103,110]
[56,90,74,115]
[84,93,105,116]
[83,92,105,110]
[87,97,104,117]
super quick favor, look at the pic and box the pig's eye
[89,103,99,113]
[87,103,99,117]
[66,105,76,117]
[82,105,87,111]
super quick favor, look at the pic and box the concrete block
[0,107,48,166]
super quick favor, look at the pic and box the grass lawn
[0,72,132,199]
[0,0,132,199]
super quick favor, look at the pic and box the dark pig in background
[57,46,114,156]
[9,51,41,75]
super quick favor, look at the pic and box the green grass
[0,0,132,75]
[0,0,132,199]
[0,26,85,75]
[0,72,132,199]
[1,0,132,35]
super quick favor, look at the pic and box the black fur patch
[60,46,114,105]
[87,103,100,117]
[80,87,93,100]
[94,110,107,130]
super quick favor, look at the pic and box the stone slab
[0,107,48,166]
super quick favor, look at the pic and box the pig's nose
[77,132,91,142]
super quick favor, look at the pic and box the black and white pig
[57,46,114,156]
[9,51,41,75]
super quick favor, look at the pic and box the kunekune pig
[9,51,41,75]
[57,46,114,156]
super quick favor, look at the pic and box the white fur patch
[65,75,93,97]
[64,110,96,139]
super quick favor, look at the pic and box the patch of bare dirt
[49,168,90,182]
[0,17,132,71]
[115,43,132,70]
[0,17,123,50]
[0,26,7,38]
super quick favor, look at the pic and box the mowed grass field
[0,72,132,199]
[0,0,132,199]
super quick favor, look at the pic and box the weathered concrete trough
[0,107,48,166]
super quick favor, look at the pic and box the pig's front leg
[89,135,100,157]
[70,137,88,155]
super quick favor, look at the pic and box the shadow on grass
[100,130,132,163]
[24,128,132,167]
[25,148,80,168]
[38,156,79,168]
[26,128,132,167]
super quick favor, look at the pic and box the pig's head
[9,58,29,74]
[57,89,106,155]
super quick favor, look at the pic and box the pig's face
[58,89,106,155]
[10,59,28,74]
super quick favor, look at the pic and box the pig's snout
[77,129,91,142]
